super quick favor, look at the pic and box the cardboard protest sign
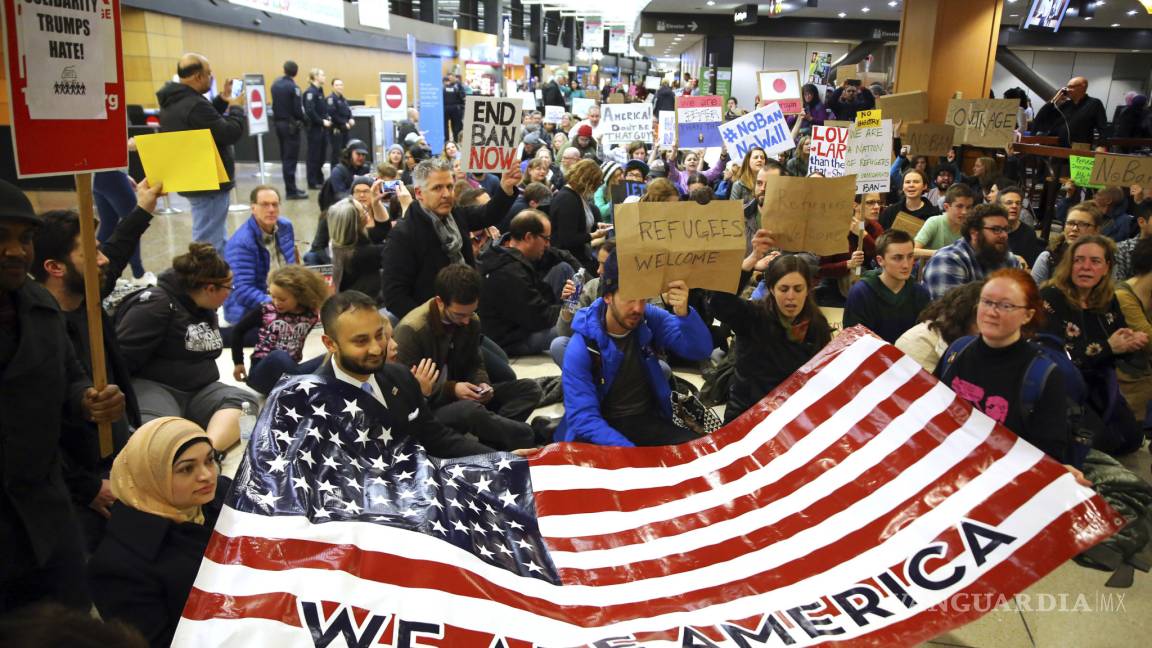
[607,93,626,105]
[835,66,887,87]
[844,120,893,194]
[905,123,956,157]
[1089,154,1152,188]
[876,91,929,122]
[856,109,882,128]
[572,97,596,118]
[826,120,852,128]
[1070,155,1104,189]
[134,130,229,193]
[810,125,849,177]
[759,175,857,256]
[757,70,803,114]
[543,105,565,124]
[657,111,677,148]
[611,181,647,204]
[717,101,794,162]
[614,200,745,299]
[890,213,926,237]
[945,99,1018,149]
[461,96,523,173]
[676,95,724,148]
[600,103,653,146]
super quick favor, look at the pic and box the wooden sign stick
[75,172,113,457]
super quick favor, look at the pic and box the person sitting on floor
[555,252,713,447]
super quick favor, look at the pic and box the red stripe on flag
[182,588,302,626]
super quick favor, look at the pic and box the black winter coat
[89,483,226,648]
[380,188,515,319]
[115,270,225,392]
[1,281,92,567]
[477,245,562,349]
[156,82,245,194]
[548,186,601,273]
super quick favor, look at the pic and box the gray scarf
[423,206,465,265]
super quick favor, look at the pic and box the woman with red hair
[935,268,1088,482]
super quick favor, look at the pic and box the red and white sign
[378,72,407,121]
[244,73,268,136]
[2,0,127,177]
[810,124,849,177]
[758,69,803,115]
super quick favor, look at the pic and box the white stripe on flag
[531,335,890,492]
[185,460,1087,645]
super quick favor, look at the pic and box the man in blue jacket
[223,185,296,325]
[556,252,713,447]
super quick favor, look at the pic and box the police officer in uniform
[303,68,330,189]
[327,78,354,165]
[443,73,466,144]
[271,60,307,199]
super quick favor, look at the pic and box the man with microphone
[1033,76,1107,148]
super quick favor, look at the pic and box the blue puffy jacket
[223,216,296,323]
[555,298,713,446]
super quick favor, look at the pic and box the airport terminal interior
[3,1,1152,646]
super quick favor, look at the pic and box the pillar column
[893,0,1004,122]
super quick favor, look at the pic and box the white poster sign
[244,74,269,136]
[658,110,677,149]
[379,73,408,121]
[543,105,565,125]
[844,120,893,194]
[809,125,848,177]
[600,103,652,146]
[461,96,523,173]
[572,97,596,118]
[717,101,794,162]
[511,90,536,111]
[644,76,662,91]
[15,0,107,119]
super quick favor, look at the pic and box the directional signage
[244,73,268,136]
[379,72,408,121]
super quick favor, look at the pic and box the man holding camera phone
[1034,76,1107,147]
[157,53,246,252]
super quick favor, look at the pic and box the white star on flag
[291,477,311,492]
[266,455,289,473]
[473,476,493,493]
[316,480,338,494]
[495,457,513,471]
[282,406,302,422]
[254,491,279,508]
[342,399,363,417]
[322,455,340,470]
[354,428,371,446]
[311,403,329,418]
[298,451,317,468]
[498,490,518,508]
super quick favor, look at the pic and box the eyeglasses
[982,226,1010,235]
[211,282,234,291]
[979,298,1027,313]
[535,233,551,242]
[1065,220,1095,230]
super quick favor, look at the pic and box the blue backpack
[937,333,1092,467]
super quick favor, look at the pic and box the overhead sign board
[734,4,758,26]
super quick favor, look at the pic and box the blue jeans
[247,351,325,395]
[93,171,144,278]
[186,190,231,252]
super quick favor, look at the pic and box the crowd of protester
[2,62,1152,646]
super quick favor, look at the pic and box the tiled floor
[28,162,1151,647]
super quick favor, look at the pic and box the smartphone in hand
[230,79,244,99]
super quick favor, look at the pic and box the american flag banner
[174,328,1124,647]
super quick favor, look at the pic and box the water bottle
[239,401,256,442]
[565,268,587,314]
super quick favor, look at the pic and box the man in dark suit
[316,291,494,459]
[0,180,126,613]
[380,159,521,320]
